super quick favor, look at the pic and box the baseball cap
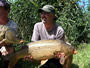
[0,0,10,9]
[38,5,55,13]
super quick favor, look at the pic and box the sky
[8,0,89,11]
[78,0,89,11]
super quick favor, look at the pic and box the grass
[16,43,90,68]
[71,43,90,68]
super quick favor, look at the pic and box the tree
[9,0,89,45]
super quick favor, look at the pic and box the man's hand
[0,46,14,56]
[23,55,33,61]
[54,52,68,65]
[54,52,65,59]
[0,46,8,56]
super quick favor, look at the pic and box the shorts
[40,58,63,68]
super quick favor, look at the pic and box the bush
[9,0,89,45]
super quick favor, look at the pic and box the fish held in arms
[3,40,77,68]
[0,25,24,44]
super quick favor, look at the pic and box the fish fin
[40,59,48,65]
[60,55,65,65]
[8,58,18,68]
[73,49,77,54]
[0,39,6,44]
[19,40,24,44]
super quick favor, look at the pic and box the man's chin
[42,20,47,23]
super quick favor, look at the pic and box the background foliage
[9,0,90,45]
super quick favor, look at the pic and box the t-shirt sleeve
[31,24,40,41]
[10,22,18,31]
[56,27,65,41]
[6,20,18,31]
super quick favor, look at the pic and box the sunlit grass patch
[72,43,90,68]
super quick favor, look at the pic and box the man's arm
[31,23,40,41]
[63,55,73,68]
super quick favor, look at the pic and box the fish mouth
[19,40,24,44]
[73,49,77,54]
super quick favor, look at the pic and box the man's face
[0,6,9,17]
[40,11,55,23]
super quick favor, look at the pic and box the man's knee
[63,55,73,68]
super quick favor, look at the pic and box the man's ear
[7,9,10,13]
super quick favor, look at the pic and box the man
[0,0,18,68]
[31,5,73,68]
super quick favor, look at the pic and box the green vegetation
[72,43,90,68]
[9,0,89,45]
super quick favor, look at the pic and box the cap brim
[38,8,51,13]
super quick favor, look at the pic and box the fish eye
[16,35,18,37]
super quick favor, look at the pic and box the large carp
[0,25,24,44]
[3,40,77,68]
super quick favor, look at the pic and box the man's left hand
[0,46,8,56]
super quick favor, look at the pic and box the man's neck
[0,17,8,25]
[44,22,54,31]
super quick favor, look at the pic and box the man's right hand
[23,55,33,61]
